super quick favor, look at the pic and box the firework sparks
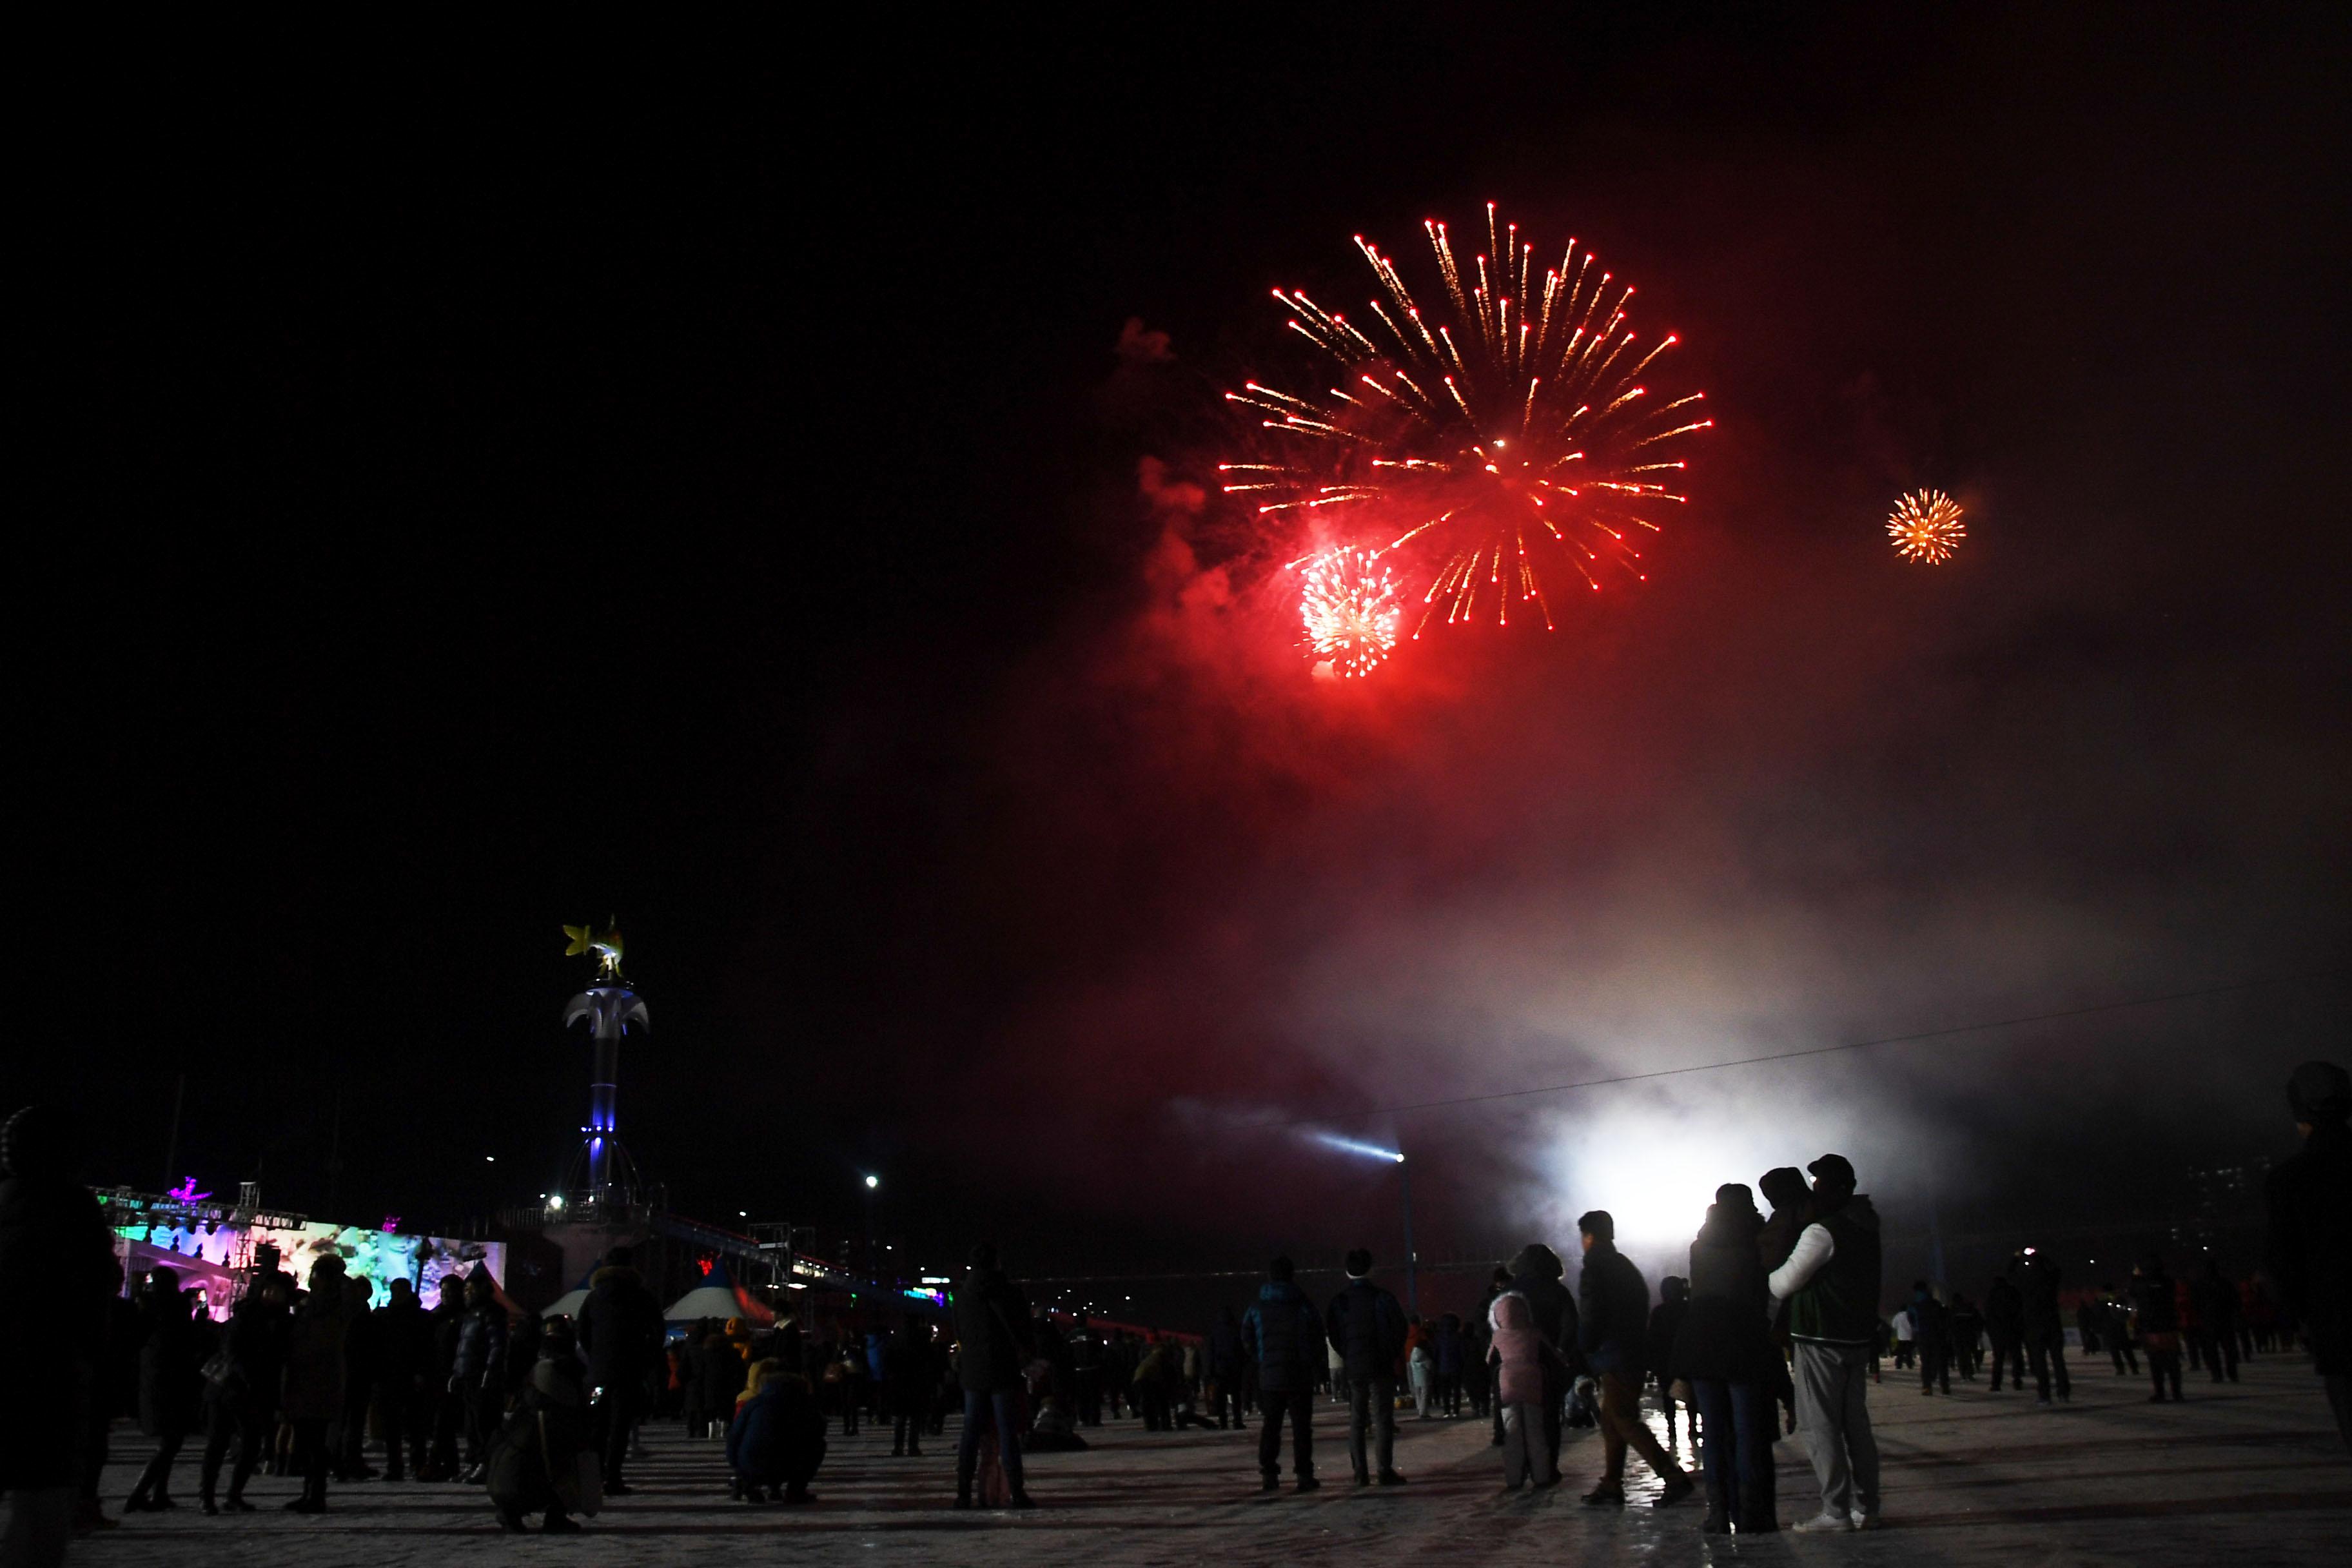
[1297,545,1400,678]
[1887,489,1966,563]
[1226,204,1709,649]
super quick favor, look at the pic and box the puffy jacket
[1507,1244,1582,1373]
[1983,1276,2024,1338]
[485,1355,591,1517]
[1785,1195,1883,1345]
[453,1304,507,1384]
[728,1371,827,1483]
[280,1287,352,1422]
[2266,1119,2351,1375]
[1675,1202,1772,1382]
[1207,1311,1246,1380]
[577,1267,665,1390]
[1577,1241,1652,1378]
[1242,1280,1325,1393]
[1487,1292,1544,1407]
[1325,1278,1407,1380]
[2130,1271,2180,1336]
[2014,1255,2064,1331]
[950,1267,1032,1393]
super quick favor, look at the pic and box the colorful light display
[1887,488,1966,563]
[1297,544,1401,676]
[1226,204,1709,652]
[111,1211,504,1318]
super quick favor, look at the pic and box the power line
[1239,970,2341,1132]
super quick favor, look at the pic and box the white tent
[663,1282,743,1322]
[541,1286,589,1320]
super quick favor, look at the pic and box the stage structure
[560,921,648,1213]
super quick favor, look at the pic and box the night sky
[24,6,2349,1318]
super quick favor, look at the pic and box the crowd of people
[1,1058,2344,1558]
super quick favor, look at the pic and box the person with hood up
[1674,1184,1778,1536]
[487,1317,593,1531]
[1325,1248,1409,1486]
[728,1358,827,1504]
[1242,1255,1326,1493]
[1768,1153,1884,1533]
[1575,1211,1694,1509]
[1506,1242,1581,1468]
[122,1266,210,1512]
[279,1255,355,1513]
[1488,1291,1563,1490]
[950,1241,1035,1510]
[575,1246,664,1496]
[0,1104,119,1562]
[2265,1059,2351,1451]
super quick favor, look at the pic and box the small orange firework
[1297,545,1400,678]
[1226,203,1709,644]
[1887,489,1966,563]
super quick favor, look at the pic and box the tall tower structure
[561,922,649,1210]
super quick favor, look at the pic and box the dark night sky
[22,6,2351,1317]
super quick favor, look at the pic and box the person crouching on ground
[1488,1291,1563,1491]
[728,1359,827,1504]
[487,1318,592,1533]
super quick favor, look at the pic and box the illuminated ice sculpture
[562,921,648,1209]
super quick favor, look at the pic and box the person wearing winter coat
[728,1359,827,1504]
[1506,1243,1580,1467]
[1406,1320,1436,1419]
[1206,1306,1246,1431]
[197,1270,289,1513]
[1910,1282,1953,1396]
[2014,1248,2071,1404]
[487,1317,592,1532]
[2266,1059,2352,1451]
[373,1277,433,1480]
[1674,1185,1778,1535]
[451,1271,508,1481]
[881,1313,936,1457]
[575,1248,665,1496]
[0,1104,120,1560]
[279,1256,355,1513]
[1576,1211,1692,1509]
[122,1266,210,1511]
[1434,1313,1465,1416]
[1769,1153,1885,1533]
[2130,1257,2186,1402]
[1983,1273,2027,1391]
[1242,1256,1326,1492]
[950,1242,1035,1509]
[1326,1249,1409,1486]
[1488,1291,1563,1489]
[422,1274,467,1479]
[1645,1278,1692,1451]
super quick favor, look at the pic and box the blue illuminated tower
[561,924,648,1210]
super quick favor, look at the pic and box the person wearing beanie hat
[1768,1153,1885,1532]
[2264,1060,2351,1453]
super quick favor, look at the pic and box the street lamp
[1311,1133,1417,1316]
[861,1175,881,1282]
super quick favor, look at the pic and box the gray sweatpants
[1499,1403,1556,1487]
[1794,1340,1880,1520]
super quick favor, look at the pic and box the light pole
[862,1174,880,1282]
[1311,1133,1416,1315]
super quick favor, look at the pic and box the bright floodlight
[1313,1132,1406,1164]
[864,1174,880,1190]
